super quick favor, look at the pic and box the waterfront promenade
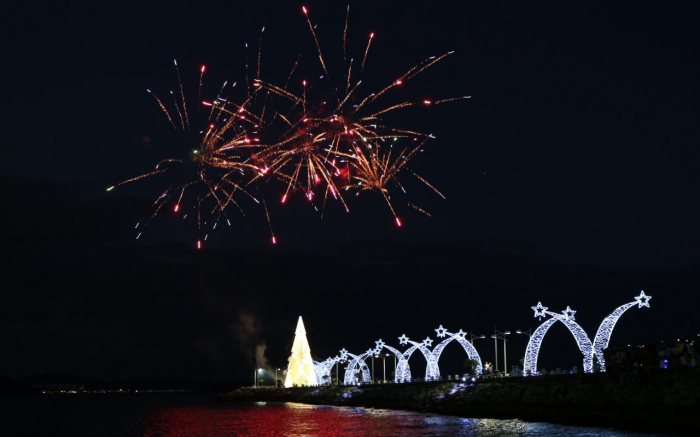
[217,368,699,436]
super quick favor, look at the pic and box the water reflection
[142,402,653,437]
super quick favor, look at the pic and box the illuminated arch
[526,303,594,373]
[401,336,439,381]
[547,311,593,372]
[396,343,425,382]
[394,354,412,383]
[592,291,651,372]
[525,294,651,375]
[343,350,372,385]
[314,356,339,385]
[432,327,483,377]
[523,317,558,376]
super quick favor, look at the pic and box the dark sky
[2,1,699,384]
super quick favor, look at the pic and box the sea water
[1,393,661,436]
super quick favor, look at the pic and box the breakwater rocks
[215,370,700,435]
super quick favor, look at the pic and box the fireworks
[109,6,469,247]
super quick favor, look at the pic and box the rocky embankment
[215,369,699,435]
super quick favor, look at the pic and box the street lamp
[384,353,390,383]
[470,330,486,346]
[276,368,280,388]
[468,331,486,374]
[256,368,263,387]
[491,329,511,376]
[516,328,532,338]
[335,360,341,386]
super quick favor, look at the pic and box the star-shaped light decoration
[374,339,385,355]
[532,302,548,320]
[339,348,348,360]
[398,334,409,345]
[455,329,467,338]
[562,306,577,321]
[333,355,340,361]
[635,290,652,308]
[435,325,448,338]
[422,337,433,347]
[366,348,375,356]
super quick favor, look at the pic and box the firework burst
[109,5,469,247]
[108,61,265,246]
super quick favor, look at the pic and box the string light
[374,339,386,355]
[314,356,340,385]
[321,327,484,385]
[562,306,576,320]
[523,317,558,376]
[285,316,318,387]
[371,340,406,382]
[528,307,594,372]
[431,328,483,377]
[314,292,649,383]
[523,292,652,375]
[532,302,548,319]
[342,351,372,385]
[592,291,652,372]
[635,290,652,308]
[407,338,440,381]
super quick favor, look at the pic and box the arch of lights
[592,291,651,372]
[395,343,421,383]
[524,303,597,374]
[314,356,340,385]
[318,326,484,385]
[549,309,593,372]
[403,336,440,381]
[433,327,483,377]
[524,292,651,375]
[523,317,559,376]
[343,350,373,385]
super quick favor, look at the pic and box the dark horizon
[2,0,699,386]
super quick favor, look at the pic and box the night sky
[2,1,699,385]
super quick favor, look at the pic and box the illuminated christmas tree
[284,316,318,387]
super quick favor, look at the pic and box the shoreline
[215,369,699,435]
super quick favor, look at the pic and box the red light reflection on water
[142,402,438,436]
